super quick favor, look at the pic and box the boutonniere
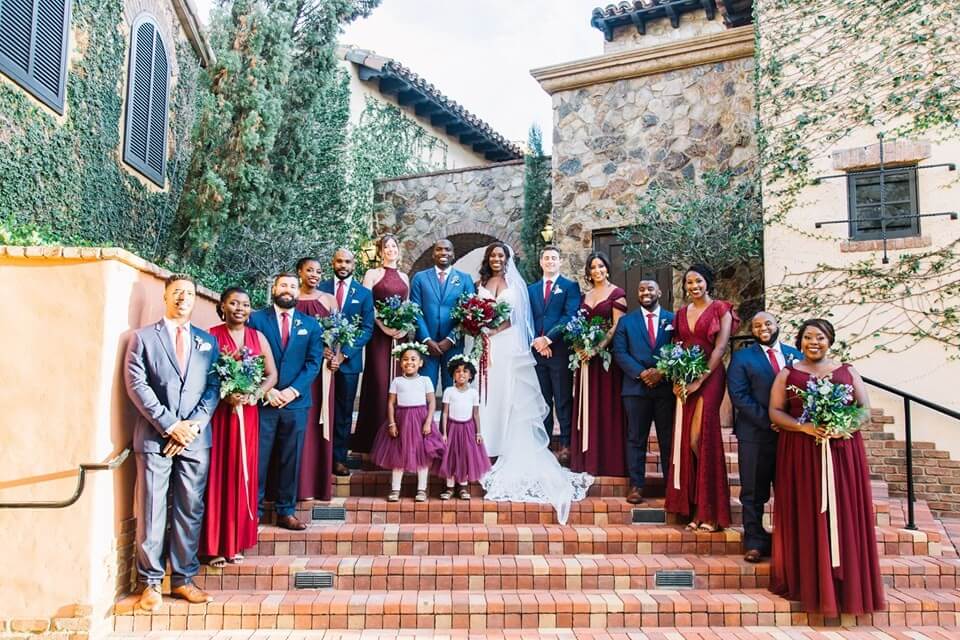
[294,318,303,328]
[553,286,563,295]
[450,275,461,286]
[662,322,673,331]
[194,336,212,352]
[785,353,796,366]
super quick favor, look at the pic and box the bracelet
[388,422,397,427]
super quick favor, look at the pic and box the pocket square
[297,328,308,336]
[197,342,212,352]
[351,299,359,304]
[663,323,673,331]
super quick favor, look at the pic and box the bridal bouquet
[214,346,265,401]
[655,342,709,403]
[319,311,362,355]
[451,293,512,400]
[376,295,421,336]
[561,309,611,371]
[789,376,866,440]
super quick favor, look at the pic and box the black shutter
[123,17,168,187]
[0,0,71,114]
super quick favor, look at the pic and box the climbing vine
[757,0,960,358]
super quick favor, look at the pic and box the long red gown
[570,287,628,477]
[770,364,885,617]
[352,267,409,453]
[201,325,261,558]
[296,298,335,501]
[664,300,739,526]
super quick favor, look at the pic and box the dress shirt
[434,266,451,282]
[162,317,191,347]
[764,341,786,370]
[642,305,662,341]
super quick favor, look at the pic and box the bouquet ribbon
[235,405,255,521]
[820,438,841,568]
[670,396,684,490]
[578,365,590,453]
[320,360,333,441]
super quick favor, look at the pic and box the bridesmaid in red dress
[295,257,339,501]
[768,318,884,617]
[202,287,277,567]
[354,234,411,454]
[570,251,628,477]
[665,264,739,532]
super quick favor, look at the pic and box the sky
[191,0,607,151]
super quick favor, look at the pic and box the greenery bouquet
[654,342,709,403]
[213,346,266,400]
[560,309,611,371]
[789,377,866,440]
[319,311,363,354]
[376,295,422,336]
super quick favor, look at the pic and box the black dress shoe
[744,549,763,563]
[276,515,307,531]
[333,462,350,476]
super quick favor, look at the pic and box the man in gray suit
[124,274,221,611]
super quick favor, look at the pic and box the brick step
[193,553,960,593]
[245,522,943,558]
[105,627,960,640]
[112,587,960,631]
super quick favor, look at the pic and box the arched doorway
[408,232,502,276]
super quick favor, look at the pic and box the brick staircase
[111,426,960,638]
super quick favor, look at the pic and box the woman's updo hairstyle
[683,263,715,295]
[216,286,249,321]
[295,256,321,273]
[794,318,836,351]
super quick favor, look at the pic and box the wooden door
[592,228,674,313]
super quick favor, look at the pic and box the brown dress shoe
[556,447,570,465]
[139,585,162,612]
[333,462,350,476]
[277,514,308,531]
[743,549,763,563]
[625,487,645,504]
[171,582,213,604]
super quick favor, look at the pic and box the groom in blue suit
[409,239,476,390]
[727,311,801,562]
[124,274,220,610]
[248,273,323,529]
[612,277,675,504]
[528,246,581,462]
[318,248,375,475]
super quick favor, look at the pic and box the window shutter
[123,17,168,187]
[0,0,71,114]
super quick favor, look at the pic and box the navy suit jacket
[528,275,581,359]
[409,267,475,345]
[612,307,675,398]
[727,342,802,443]
[248,307,323,408]
[124,320,221,453]
[318,278,375,375]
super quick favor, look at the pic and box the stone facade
[374,160,526,272]
[549,56,756,275]
[604,13,727,54]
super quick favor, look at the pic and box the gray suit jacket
[124,320,221,453]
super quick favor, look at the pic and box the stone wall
[374,160,526,272]
[549,56,756,276]
[604,13,727,54]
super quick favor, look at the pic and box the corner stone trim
[839,236,932,253]
[831,139,932,171]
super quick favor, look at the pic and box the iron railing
[862,377,960,531]
[0,447,131,509]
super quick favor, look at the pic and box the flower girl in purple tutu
[371,342,445,502]
[436,356,491,500]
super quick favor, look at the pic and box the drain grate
[294,571,335,589]
[312,505,346,521]
[654,569,695,589]
[632,508,666,524]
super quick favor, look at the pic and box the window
[123,16,169,187]
[0,0,72,114]
[847,166,920,241]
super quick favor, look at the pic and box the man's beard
[273,293,297,309]
[757,328,780,347]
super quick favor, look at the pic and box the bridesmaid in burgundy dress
[295,257,339,501]
[665,265,739,532]
[570,251,628,477]
[768,318,884,617]
[354,234,411,454]
[202,287,277,567]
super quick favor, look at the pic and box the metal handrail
[862,376,960,531]
[0,447,131,509]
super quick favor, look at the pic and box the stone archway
[399,220,523,275]
[409,232,510,275]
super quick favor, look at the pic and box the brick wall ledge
[376,158,526,185]
[530,25,754,95]
[0,245,219,301]
[839,236,932,253]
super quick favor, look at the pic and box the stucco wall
[0,247,218,635]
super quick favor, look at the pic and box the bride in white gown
[471,242,593,524]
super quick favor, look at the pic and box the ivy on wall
[756,0,960,358]
[0,0,199,262]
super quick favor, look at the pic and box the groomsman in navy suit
[727,311,801,562]
[248,273,323,529]
[612,277,674,504]
[528,246,581,463]
[319,248,375,476]
[409,239,476,390]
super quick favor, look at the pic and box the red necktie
[281,312,290,348]
[767,347,781,374]
[336,280,346,309]
[438,271,447,286]
[646,313,656,344]
[175,326,188,372]
[544,279,553,305]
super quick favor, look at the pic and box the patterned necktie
[281,312,290,348]
[175,325,188,372]
[767,347,781,374]
[544,279,553,305]
[336,280,346,309]
[646,313,656,345]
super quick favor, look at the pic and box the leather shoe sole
[171,583,212,604]
[625,489,645,505]
[277,515,307,531]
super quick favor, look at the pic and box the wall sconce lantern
[540,221,555,243]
